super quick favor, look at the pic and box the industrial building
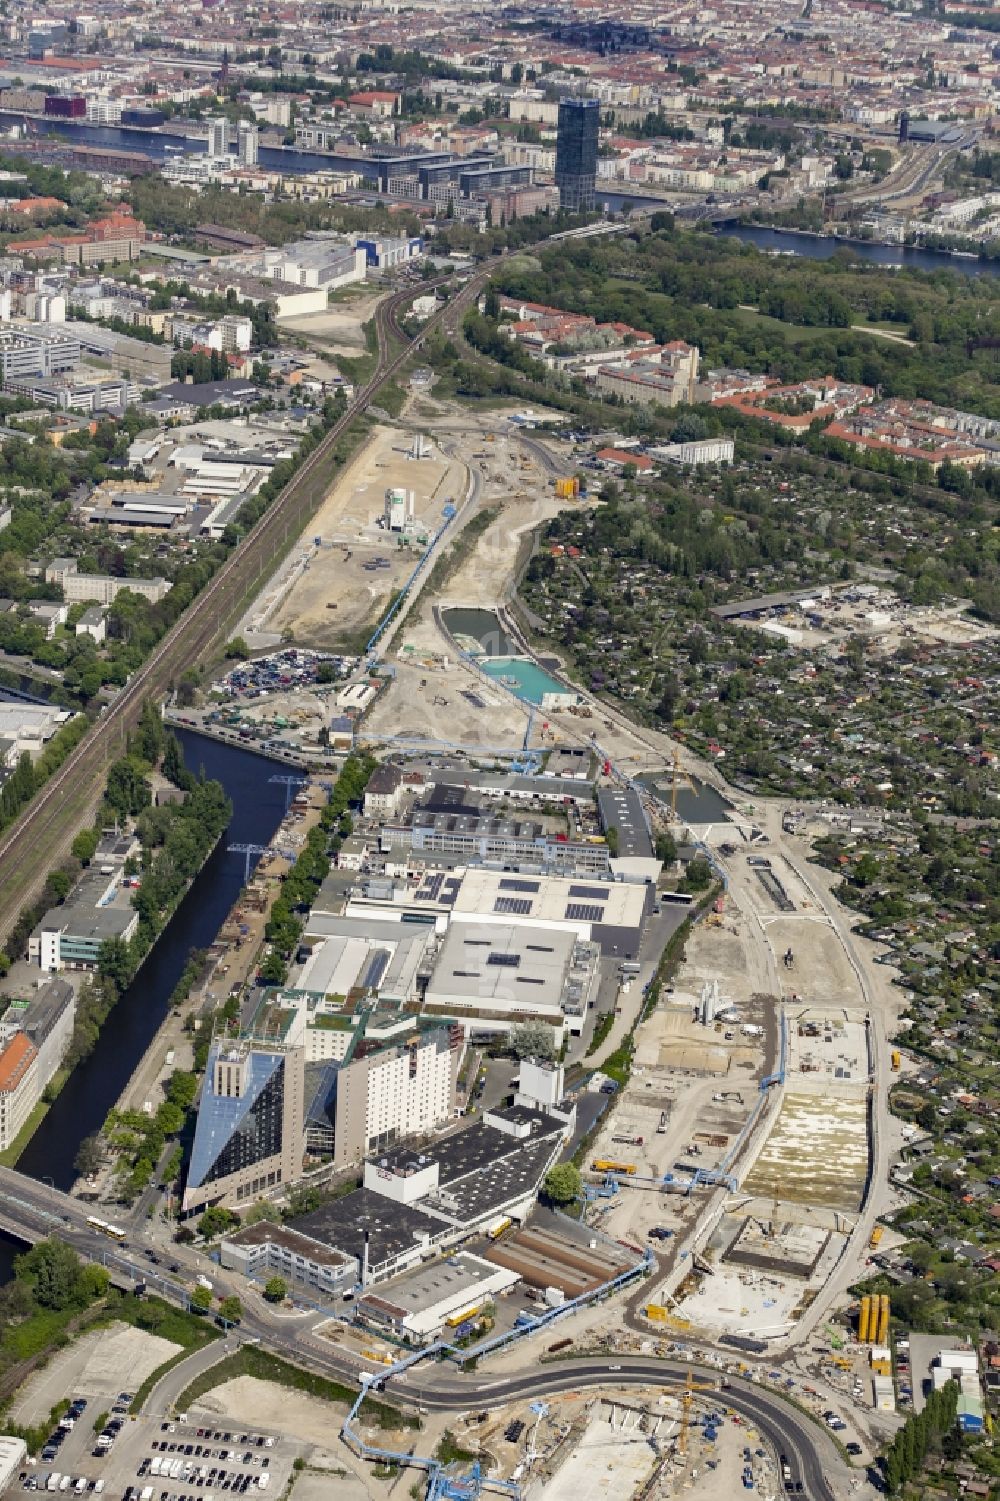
[356,1251,519,1345]
[31,867,141,972]
[376,779,612,876]
[220,1108,565,1289]
[220,1220,357,1298]
[0,326,80,383]
[483,1222,633,1299]
[423,920,599,1030]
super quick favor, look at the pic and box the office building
[33,867,140,972]
[0,327,80,384]
[181,1008,306,1217]
[237,122,259,167]
[555,99,599,213]
[207,117,229,160]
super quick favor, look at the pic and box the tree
[190,1283,212,1313]
[15,1238,85,1310]
[72,828,100,865]
[74,1134,103,1177]
[224,637,250,660]
[218,1295,242,1325]
[509,1020,556,1060]
[680,855,713,892]
[654,831,677,865]
[197,1205,240,1240]
[263,1276,287,1304]
[543,1163,581,1205]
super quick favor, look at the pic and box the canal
[13,731,286,1192]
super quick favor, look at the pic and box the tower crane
[677,1371,718,1457]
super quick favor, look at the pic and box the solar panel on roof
[487,952,521,968]
[498,877,540,893]
[494,896,532,916]
[568,883,610,899]
[565,902,605,922]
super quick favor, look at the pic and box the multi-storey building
[332,1025,460,1168]
[555,99,599,213]
[181,1009,306,1217]
[0,1034,38,1154]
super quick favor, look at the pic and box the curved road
[0,1169,846,1500]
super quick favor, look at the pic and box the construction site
[241,422,466,654]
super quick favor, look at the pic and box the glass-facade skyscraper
[555,99,600,213]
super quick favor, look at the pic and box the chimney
[360,1229,370,1290]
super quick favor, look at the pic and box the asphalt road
[0,1169,846,1501]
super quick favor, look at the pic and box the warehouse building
[423,920,598,1030]
[484,1223,634,1299]
[356,1251,519,1345]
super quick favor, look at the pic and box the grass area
[172,1346,419,1431]
[585,1012,615,1057]
[726,305,840,342]
[335,352,376,386]
[436,1431,477,1466]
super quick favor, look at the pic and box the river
[715,222,1000,279]
[13,731,286,1192]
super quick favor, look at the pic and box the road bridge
[0,1166,845,1499]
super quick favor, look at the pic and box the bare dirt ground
[276,290,383,355]
[267,423,464,652]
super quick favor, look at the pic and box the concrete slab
[7,1324,181,1426]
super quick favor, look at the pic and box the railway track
[0,268,492,938]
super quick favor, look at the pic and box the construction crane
[677,1371,717,1457]
[670,745,697,820]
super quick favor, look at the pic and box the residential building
[332,1024,460,1168]
[555,99,599,213]
[237,122,259,167]
[207,117,229,159]
[45,560,171,605]
[0,1033,38,1153]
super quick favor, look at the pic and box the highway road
[0,1168,848,1500]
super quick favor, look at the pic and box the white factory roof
[361,1251,519,1340]
[452,868,648,932]
[425,919,576,1018]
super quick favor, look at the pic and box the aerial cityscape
[0,1,996,1500]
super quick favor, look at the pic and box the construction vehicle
[612,1134,644,1146]
[592,1159,636,1175]
[869,1225,884,1251]
[891,1049,901,1071]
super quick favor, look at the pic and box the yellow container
[878,1294,891,1345]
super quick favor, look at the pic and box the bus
[86,1216,126,1241]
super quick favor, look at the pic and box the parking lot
[19,1407,304,1501]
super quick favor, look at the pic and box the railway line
[0,268,490,938]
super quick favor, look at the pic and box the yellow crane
[677,1371,717,1456]
[670,745,697,819]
